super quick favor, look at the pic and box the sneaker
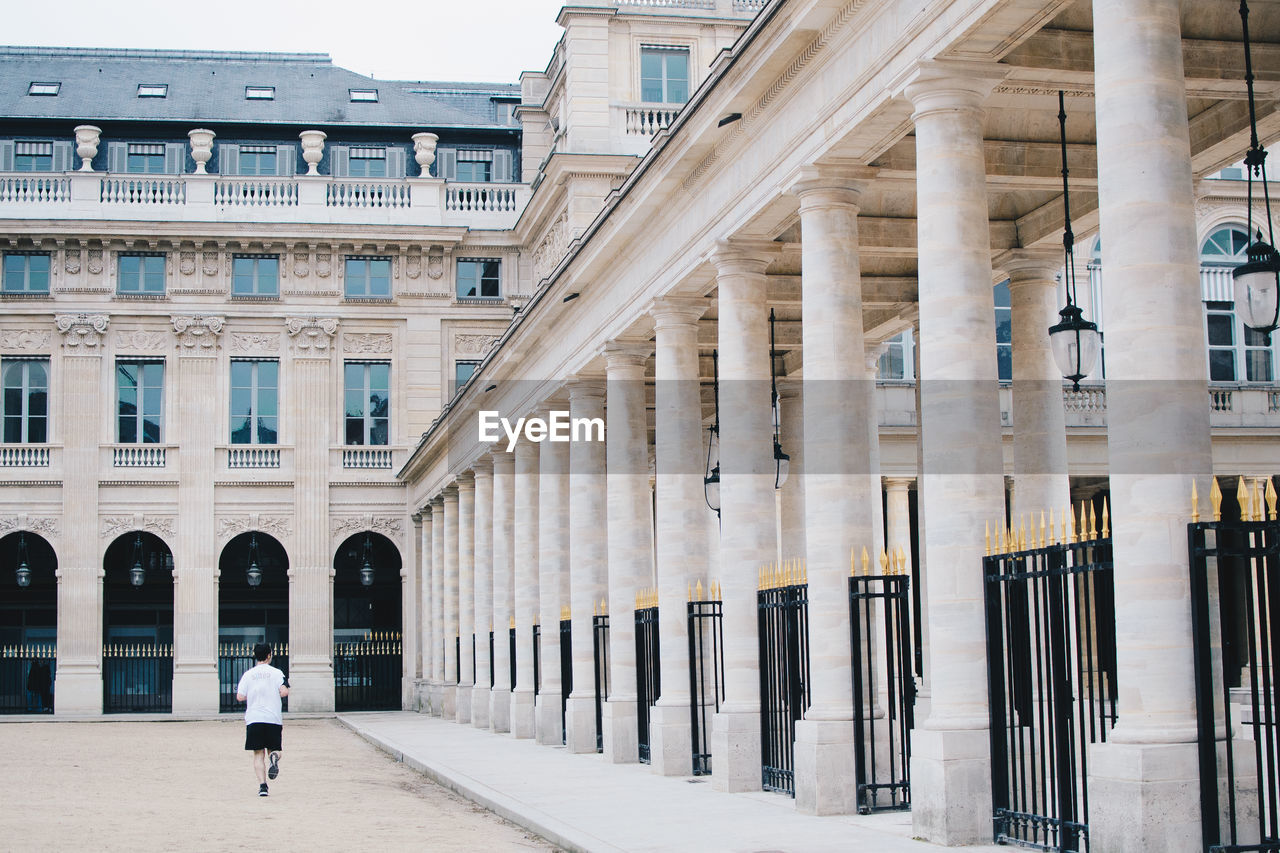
[268,752,280,780]
[258,783,269,797]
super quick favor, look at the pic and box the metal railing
[533,622,541,696]
[593,610,610,754]
[218,642,289,713]
[560,615,572,746]
[688,583,724,776]
[509,625,517,692]
[757,566,810,796]
[103,642,173,713]
[333,631,402,711]
[634,592,660,764]
[0,644,56,714]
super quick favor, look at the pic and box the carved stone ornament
[0,516,59,539]
[285,317,339,356]
[56,313,110,350]
[0,330,52,350]
[343,333,393,354]
[454,334,500,356]
[406,254,422,280]
[115,330,168,352]
[316,253,332,279]
[202,251,219,277]
[216,514,292,545]
[229,332,281,355]
[293,252,310,278]
[64,249,81,275]
[426,252,443,280]
[87,249,103,275]
[101,515,176,540]
[330,514,403,548]
[179,252,197,276]
[171,315,226,353]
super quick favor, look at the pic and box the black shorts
[244,722,283,752]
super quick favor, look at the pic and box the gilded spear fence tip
[1191,479,1200,523]
[1210,476,1223,521]
[861,546,870,576]
[1268,478,1278,521]
[879,549,890,574]
[1253,477,1264,522]
[1101,498,1110,539]
[1238,476,1251,522]
[985,521,992,556]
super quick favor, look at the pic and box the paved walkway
[341,712,1006,853]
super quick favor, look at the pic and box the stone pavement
[341,711,1007,853]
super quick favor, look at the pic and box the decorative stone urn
[73,125,101,172]
[188,128,216,174]
[411,132,439,177]
[299,130,327,176]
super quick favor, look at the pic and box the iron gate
[510,625,517,691]
[758,566,810,796]
[593,610,609,753]
[850,565,914,813]
[560,614,572,745]
[983,517,1116,852]
[0,644,55,714]
[688,582,724,776]
[1189,484,1280,853]
[334,631,402,711]
[219,642,289,713]
[635,593,660,763]
[533,621,541,696]
[103,642,173,713]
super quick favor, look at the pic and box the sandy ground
[0,718,559,853]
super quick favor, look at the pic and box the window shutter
[164,142,186,174]
[492,148,513,183]
[107,142,128,173]
[331,145,349,177]
[220,144,240,176]
[275,144,295,176]
[437,147,456,180]
[385,146,406,178]
[52,141,73,172]
[0,141,13,172]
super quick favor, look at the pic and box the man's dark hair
[253,642,272,662]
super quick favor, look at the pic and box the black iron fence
[103,642,173,713]
[0,643,56,714]
[560,612,572,746]
[218,642,289,713]
[688,582,724,776]
[489,630,495,689]
[593,607,609,754]
[758,564,810,796]
[334,631,402,711]
[982,510,1117,852]
[635,590,660,764]
[533,621,541,696]
[849,555,914,813]
[1190,479,1280,853]
[510,624,517,691]
[455,635,461,686]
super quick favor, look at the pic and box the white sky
[3,0,571,84]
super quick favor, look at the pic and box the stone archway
[0,530,57,713]
[102,531,173,713]
[218,531,289,712]
[333,531,401,711]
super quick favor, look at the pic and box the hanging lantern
[359,534,375,587]
[246,532,262,588]
[15,532,31,588]
[129,533,146,587]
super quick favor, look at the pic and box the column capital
[429,495,444,509]
[284,317,340,358]
[777,377,804,400]
[789,161,879,209]
[55,313,110,352]
[883,476,915,490]
[411,512,423,526]
[711,238,779,276]
[471,453,495,475]
[604,339,652,373]
[514,439,540,461]
[891,59,1007,118]
[650,296,709,330]
[994,247,1063,284]
[492,450,515,472]
[171,314,225,356]
[567,377,606,402]
[442,485,459,502]
[455,470,475,491]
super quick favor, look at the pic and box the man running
[236,642,289,797]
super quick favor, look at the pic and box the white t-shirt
[236,663,285,725]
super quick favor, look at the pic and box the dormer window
[137,84,168,98]
[245,86,275,100]
[27,82,60,96]
[349,89,378,103]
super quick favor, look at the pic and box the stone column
[440,485,459,719]
[456,472,476,724]
[471,457,494,728]
[491,451,515,732]
[883,477,920,692]
[417,506,432,711]
[777,380,806,561]
[602,341,654,763]
[536,404,570,745]
[1088,1,1212,848]
[710,241,780,792]
[566,379,608,754]
[429,496,445,714]
[649,297,711,776]
[404,512,421,710]
[512,441,540,738]
[53,314,110,714]
[787,167,881,813]
[898,61,1008,844]
[284,317,340,712]
[997,249,1072,520]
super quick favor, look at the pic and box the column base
[710,709,761,793]
[648,701,693,777]
[1087,740,1202,853]
[910,726,991,845]
[440,684,457,720]
[455,685,473,723]
[535,691,564,745]
[286,662,335,713]
[511,688,536,739]
[565,694,598,754]
[427,681,441,716]
[412,679,428,712]
[53,667,101,715]
[471,684,491,729]
[490,688,511,733]
[601,697,638,764]
[794,718,857,815]
[171,668,219,715]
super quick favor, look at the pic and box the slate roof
[0,47,521,130]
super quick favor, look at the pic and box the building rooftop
[0,46,521,130]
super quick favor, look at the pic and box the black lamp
[129,533,146,587]
[704,350,721,515]
[769,309,790,489]
[1233,0,1280,344]
[15,532,30,588]
[359,533,375,587]
[1047,91,1101,391]
[246,532,262,588]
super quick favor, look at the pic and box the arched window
[1201,225,1273,383]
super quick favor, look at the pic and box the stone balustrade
[623,106,680,137]
[0,444,51,467]
[108,444,169,468]
[339,446,398,470]
[224,445,284,469]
